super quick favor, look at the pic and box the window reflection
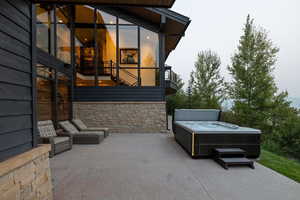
[75,28,96,86]
[57,73,71,121]
[56,6,71,64]
[96,10,116,24]
[140,69,160,86]
[36,4,161,87]
[36,64,55,121]
[119,26,138,68]
[140,28,159,68]
[36,5,50,53]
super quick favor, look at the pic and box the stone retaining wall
[0,145,53,200]
[73,102,167,133]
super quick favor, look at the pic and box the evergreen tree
[166,76,187,114]
[190,50,226,109]
[228,15,279,129]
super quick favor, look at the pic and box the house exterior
[0,0,189,199]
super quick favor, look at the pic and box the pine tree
[228,15,279,128]
[190,50,226,109]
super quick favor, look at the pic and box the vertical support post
[94,9,98,86]
[31,4,38,147]
[53,5,57,57]
[54,70,58,128]
[159,33,166,99]
[116,17,120,84]
[137,26,141,86]
[70,5,75,119]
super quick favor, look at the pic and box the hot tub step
[214,148,246,157]
[215,157,255,169]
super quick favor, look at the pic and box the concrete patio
[50,134,300,200]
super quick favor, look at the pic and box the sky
[166,0,300,98]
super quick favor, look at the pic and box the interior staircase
[213,148,255,169]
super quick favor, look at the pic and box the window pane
[75,28,96,86]
[140,28,159,68]
[57,73,71,121]
[36,5,50,52]
[119,26,138,68]
[56,6,71,64]
[119,68,138,86]
[96,26,117,86]
[36,64,55,121]
[75,5,95,23]
[36,4,49,23]
[140,68,160,86]
[37,64,55,79]
[118,18,133,25]
[37,24,49,52]
[96,10,116,24]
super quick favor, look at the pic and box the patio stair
[213,148,255,169]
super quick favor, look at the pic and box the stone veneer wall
[73,102,167,133]
[0,145,53,200]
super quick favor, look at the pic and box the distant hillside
[223,98,300,110]
[290,97,300,109]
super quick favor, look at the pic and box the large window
[37,4,160,87]
[74,7,160,87]
[36,65,55,121]
[36,64,71,123]
[36,4,71,64]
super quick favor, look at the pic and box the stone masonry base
[0,145,53,200]
[73,102,167,133]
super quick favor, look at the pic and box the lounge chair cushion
[38,120,57,137]
[59,121,80,134]
[53,137,70,144]
[72,119,109,132]
[72,119,88,130]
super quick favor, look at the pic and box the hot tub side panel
[173,123,194,157]
[196,133,261,158]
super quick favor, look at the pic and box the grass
[259,149,300,183]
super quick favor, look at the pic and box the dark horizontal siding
[0,31,31,59]
[0,129,32,152]
[0,0,33,161]
[6,0,31,18]
[0,142,32,162]
[0,48,31,73]
[0,0,30,32]
[0,82,32,100]
[74,87,164,101]
[0,13,31,46]
[0,101,32,116]
[0,65,31,87]
[0,115,32,135]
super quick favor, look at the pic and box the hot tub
[173,109,261,158]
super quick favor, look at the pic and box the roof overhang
[33,0,176,7]
[99,7,190,58]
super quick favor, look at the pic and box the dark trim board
[74,87,164,102]
[33,0,176,8]
[0,0,34,161]
[37,48,73,77]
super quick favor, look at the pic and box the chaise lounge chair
[38,120,72,157]
[72,119,109,138]
[59,121,104,144]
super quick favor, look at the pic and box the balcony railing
[165,65,179,95]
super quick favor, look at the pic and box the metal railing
[165,65,178,84]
